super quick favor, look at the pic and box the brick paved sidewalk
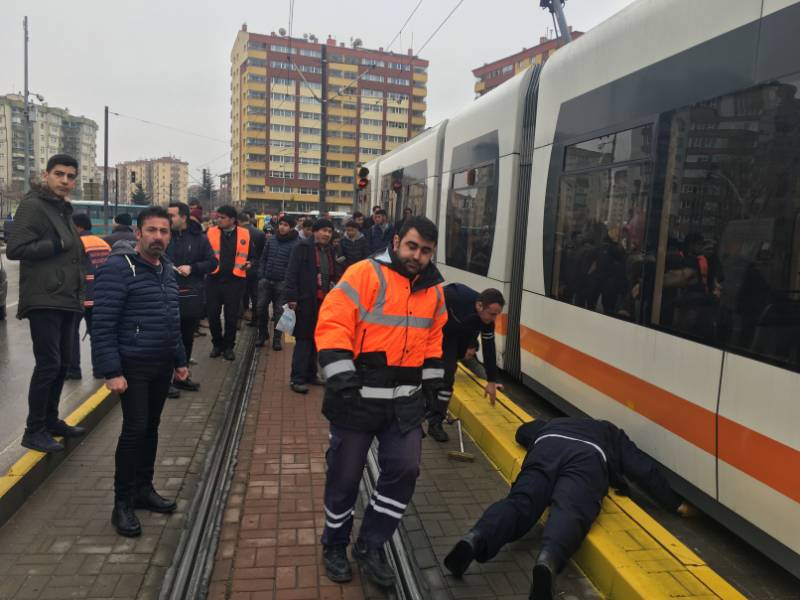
[0,333,248,600]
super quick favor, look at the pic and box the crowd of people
[5,153,694,600]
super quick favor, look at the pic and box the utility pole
[114,167,119,215]
[23,17,31,193]
[319,43,328,213]
[103,106,109,232]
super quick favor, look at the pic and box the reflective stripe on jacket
[207,225,250,278]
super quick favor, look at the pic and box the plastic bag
[275,304,296,335]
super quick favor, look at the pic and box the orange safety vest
[316,252,447,376]
[207,225,250,278]
[80,234,111,308]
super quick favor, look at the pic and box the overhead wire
[415,0,466,56]
[109,111,228,144]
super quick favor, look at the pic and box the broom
[446,415,475,462]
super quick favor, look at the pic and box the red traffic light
[358,178,368,189]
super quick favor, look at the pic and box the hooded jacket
[515,418,683,511]
[6,184,84,317]
[165,219,217,293]
[258,228,300,281]
[91,242,187,378]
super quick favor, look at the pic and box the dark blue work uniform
[470,418,683,571]
[428,283,498,425]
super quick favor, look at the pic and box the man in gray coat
[6,154,87,453]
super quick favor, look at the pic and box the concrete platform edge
[449,365,746,600]
[0,385,115,529]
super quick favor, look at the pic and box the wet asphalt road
[0,248,99,475]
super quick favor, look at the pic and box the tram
[70,200,150,235]
[359,0,800,576]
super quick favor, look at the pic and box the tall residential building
[116,157,189,206]
[230,24,428,212]
[472,30,583,97]
[0,93,98,198]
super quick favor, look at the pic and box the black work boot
[111,499,142,537]
[21,430,64,453]
[530,549,558,600]
[427,420,449,443]
[444,529,485,577]
[352,539,396,588]
[323,544,352,583]
[209,346,222,358]
[134,486,177,513]
[255,334,267,347]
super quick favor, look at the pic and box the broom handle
[457,419,465,454]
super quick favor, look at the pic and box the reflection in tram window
[651,76,800,372]
[552,125,653,322]
[379,161,427,224]
[445,162,497,276]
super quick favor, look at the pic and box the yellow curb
[0,385,112,499]
[450,365,745,600]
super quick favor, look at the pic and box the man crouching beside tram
[444,417,695,600]
[92,206,190,537]
[315,216,447,587]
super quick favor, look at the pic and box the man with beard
[92,206,190,537]
[314,216,447,587]
[256,214,300,349]
[7,154,86,453]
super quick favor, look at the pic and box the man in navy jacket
[92,206,189,538]
[444,417,691,600]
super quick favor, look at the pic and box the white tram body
[368,0,800,575]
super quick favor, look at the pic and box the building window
[271,77,294,86]
[361,88,384,98]
[247,74,267,83]
[360,118,383,127]
[247,169,267,177]
[446,163,497,276]
[362,104,383,113]
[271,108,295,118]
[247,184,265,192]
[271,124,295,133]
[299,48,322,58]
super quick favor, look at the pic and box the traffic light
[357,166,369,189]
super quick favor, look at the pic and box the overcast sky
[1,0,635,185]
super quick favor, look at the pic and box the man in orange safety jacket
[315,216,447,588]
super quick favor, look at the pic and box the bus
[70,201,150,235]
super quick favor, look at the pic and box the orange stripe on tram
[516,324,800,504]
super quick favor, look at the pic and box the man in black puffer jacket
[92,206,189,538]
[256,214,299,349]
[6,154,86,454]
[167,202,217,390]
[338,219,369,270]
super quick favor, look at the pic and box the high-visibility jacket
[79,233,111,308]
[207,225,250,278]
[315,248,448,433]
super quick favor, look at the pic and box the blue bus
[70,201,150,235]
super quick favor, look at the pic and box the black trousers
[68,307,93,376]
[26,309,80,434]
[290,337,317,384]
[257,279,285,340]
[114,358,173,501]
[243,274,259,317]
[180,317,199,361]
[427,334,460,424]
[321,422,422,549]
[471,439,608,572]
[206,277,246,350]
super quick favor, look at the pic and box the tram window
[564,125,651,172]
[445,162,497,276]
[650,76,800,372]
[552,163,652,321]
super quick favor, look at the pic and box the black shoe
[323,544,352,583]
[47,420,86,438]
[194,330,207,337]
[530,550,558,600]
[167,386,181,399]
[134,486,177,514]
[173,378,200,392]
[223,349,235,361]
[352,539,395,588]
[255,335,267,347]
[272,339,282,351]
[428,420,449,443]
[209,346,222,358]
[290,383,309,394]
[64,371,82,380]
[111,499,142,537]
[21,431,64,453]
[444,529,485,578]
